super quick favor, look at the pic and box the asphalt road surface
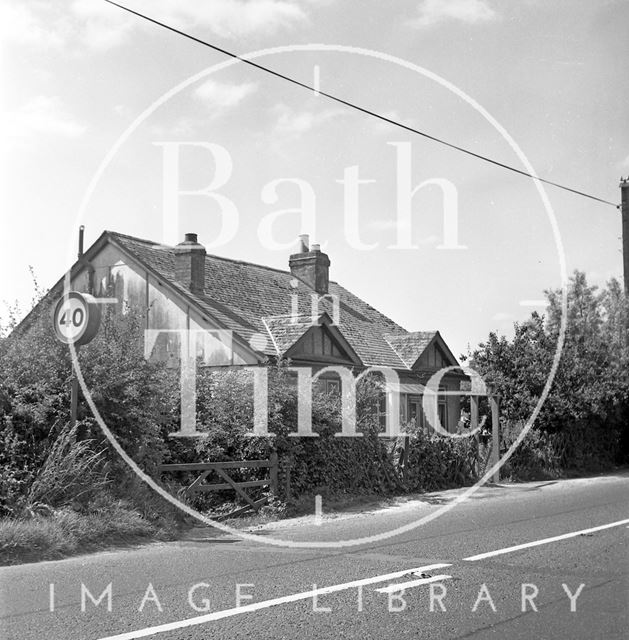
[1,473,628,639]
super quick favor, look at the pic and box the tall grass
[0,424,181,565]
[26,424,111,511]
[0,498,167,565]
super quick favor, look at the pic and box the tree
[0,300,177,515]
[470,271,629,472]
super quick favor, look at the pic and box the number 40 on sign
[53,291,101,346]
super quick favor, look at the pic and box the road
[1,473,628,639]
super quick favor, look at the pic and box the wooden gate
[158,452,278,520]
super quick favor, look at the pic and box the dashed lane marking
[463,518,629,561]
[95,563,452,640]
[95,517,629,639]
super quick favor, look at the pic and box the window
[325,378,340,395]
[318,376,340,395]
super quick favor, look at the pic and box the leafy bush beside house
[469,272,629,478]
[0,301,179,520]
[169,367,478,508]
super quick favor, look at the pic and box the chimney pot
[298,234,309,253]
[184,232,198,243]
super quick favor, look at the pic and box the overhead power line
[104,0,619,209]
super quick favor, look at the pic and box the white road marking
[375,574,452,593]
[463,518,629,561]
[94,517,628,639]
[95,563,452,640]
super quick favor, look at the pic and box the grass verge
[0,500,178,566]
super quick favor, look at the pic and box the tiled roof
[261,315,317,356]
[107,232,417,369]
[385,332,438,368]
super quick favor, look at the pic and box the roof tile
[109,232,421,369]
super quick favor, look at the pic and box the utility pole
[621,177,629,297]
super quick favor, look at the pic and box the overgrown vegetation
[1,270,627,565]
[0,295,181,564]
[0,496,168,565]
[468,272,629,479]
[165,367,479,512]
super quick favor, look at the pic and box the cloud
[6,96,86,139]
[0,0,135,52]
[194,80,258,109]
[491,311,512,322]
[164,0,308,38]
[72,0,137,51]
[0,0,308,53]
[619,154,629,170]
[0,2,70,48]
[411,0,496,27]
[272,103,344,136]
[147,80,258,135]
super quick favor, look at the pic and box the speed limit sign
[53,291,102,346]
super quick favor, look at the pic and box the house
[33,230,467,432]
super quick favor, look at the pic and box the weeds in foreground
[0,496,176,566]
[27,424,111,512]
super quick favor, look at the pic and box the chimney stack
[174,233,206,295]
[289,236,330,294]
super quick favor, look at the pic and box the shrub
[27,423,110,511]
[402,426,478,492]
[161,366,482,510]
[469,272,629,474]
[0,302,178,516]
[501,428,559,481]
[0,497,166,566]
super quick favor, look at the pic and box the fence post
[285,461,291,502]
[470,395,479,477]
[490,395,500,483]
[269,451,279,495]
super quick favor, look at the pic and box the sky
[2,0,628,357]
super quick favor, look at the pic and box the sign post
[53,291,102,429]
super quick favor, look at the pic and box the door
[408,396,423,430]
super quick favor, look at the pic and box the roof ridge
[106,230,166,247]
[205,253,292,276]
[108,230,341,282]
[385,330,437,339]
[204,254,339,284]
